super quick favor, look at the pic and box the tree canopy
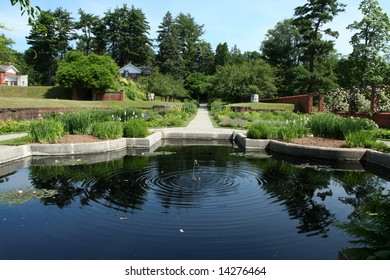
[211,60,277,102]
[347,0,390,87]
[5,0,390,104]
[56,51,119,93]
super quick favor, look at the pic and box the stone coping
[235,133,390,170]
[1,131,390,170]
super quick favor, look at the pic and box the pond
[1,143,389,260]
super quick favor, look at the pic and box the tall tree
[261,19,302,95]
[156,11,184,78]
[104,4,153,66]
[293,0,345,93]
[194,41,215,74]
[261,19,301,67]
[229,44,245,64]
[74,9,101,55]
[175,13,205,75]
[347,0,390,87]
[25,8,74,85]
[214,42,230,69]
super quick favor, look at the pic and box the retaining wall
[2,132,390,171]
[235,133,390,169]
[260,94,324,113]
[0,107,78,120]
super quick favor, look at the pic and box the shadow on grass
[44,87,72,99]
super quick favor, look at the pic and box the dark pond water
[1,145,389,260]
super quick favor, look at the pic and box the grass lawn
[0,86,182,109]
[0,136,30,146]
[227,102,295,111]
[0,96,181,109]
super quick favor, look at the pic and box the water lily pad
[0,187,58,206]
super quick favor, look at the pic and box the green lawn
[0,86,182,109]
[0,86,72,99]
[0,136,30,146]
[0,96,181,109]
[227,102,295,111]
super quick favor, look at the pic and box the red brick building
[0,64,28,86]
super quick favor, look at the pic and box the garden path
[151,103,245,135]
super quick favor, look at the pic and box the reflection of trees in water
[27,146,390,239]
[254,158,390,238]
[335,172,388,223]
[29,156,149,212]
[258,159,335,238]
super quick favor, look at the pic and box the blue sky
[1,0,389,56]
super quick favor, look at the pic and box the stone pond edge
[1,131,390,170]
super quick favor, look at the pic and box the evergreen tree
[156,11,185,78]
[194,41,214,75]
[25,8,74,85]
[293,0,345,93]
[229,44,245,64]
[175,13,205,75]
[74,9,101,55]
[214,42,230,69]
[104,4,153,66]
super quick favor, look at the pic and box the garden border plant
[25,100,199,142]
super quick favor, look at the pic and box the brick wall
[93,90,124,101]
[261,94,314,113]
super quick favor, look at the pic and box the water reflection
[1,145,390,259]
[24,146,390,236]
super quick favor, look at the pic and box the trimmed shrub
[92,122,123,140]
[123,119,148,138]
[29,119,64,143]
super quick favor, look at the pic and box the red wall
[261,94,315,113]
[93,90,124,101]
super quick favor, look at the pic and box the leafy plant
[336,193,390,260]
[29,119,64,143]
[60,111,92,135]
[0,119,31,134]
[92,122,123,139]
[346,131,390,153]
[308,113,378,140]
[123,119,148,138]
[247,122,275,139]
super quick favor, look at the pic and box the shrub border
[1,132,390,170]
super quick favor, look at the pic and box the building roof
[119,63,142,75]
[0,64,19,73]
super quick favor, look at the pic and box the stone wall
[0,108,78,120]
